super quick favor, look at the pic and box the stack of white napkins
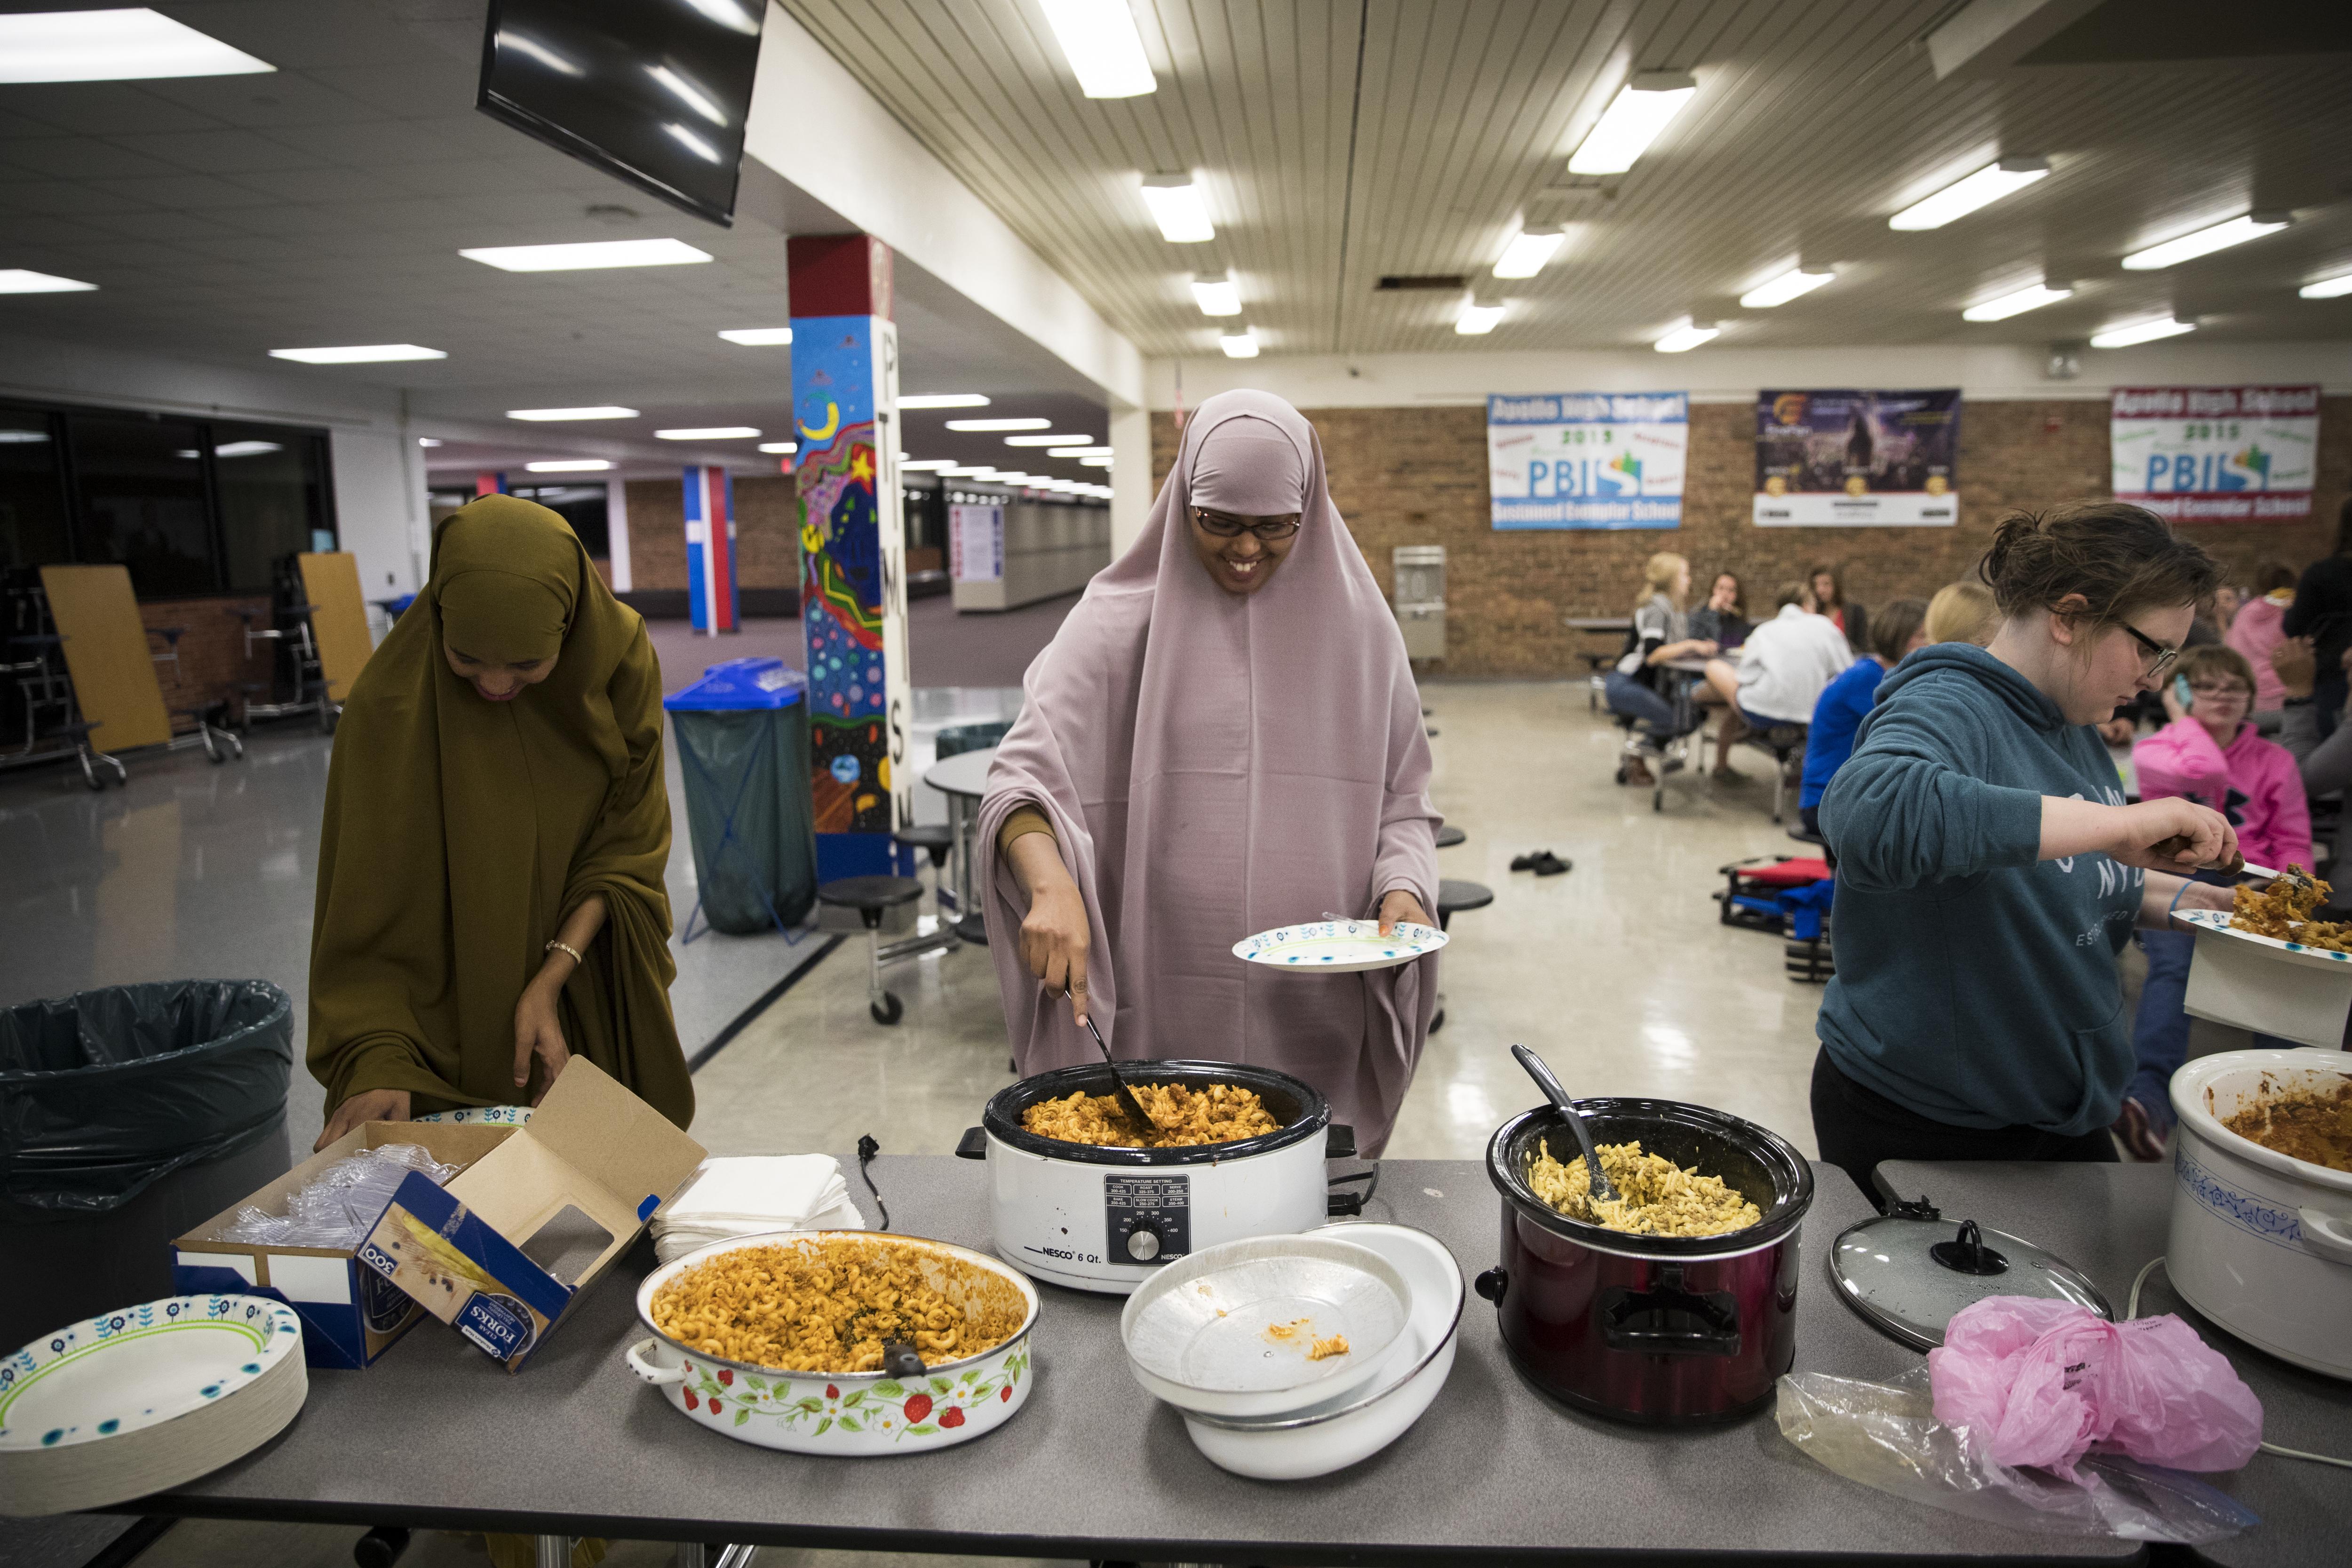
[653,1154,865,1264]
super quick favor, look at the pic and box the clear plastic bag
[216,1143,461,1250]
[1777,1365,2260,1544]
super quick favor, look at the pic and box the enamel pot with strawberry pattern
[624,1230,1040,1455]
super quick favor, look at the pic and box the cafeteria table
[127,1153,2248,1565]
[923,745,998,946]
[1876,1160,2350,1568]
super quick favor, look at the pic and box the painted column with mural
[789,234,908,880]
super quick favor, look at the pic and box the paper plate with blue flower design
[0,1295,303,1455]
[1232,919,1447,973]
[2176,909,2352,972]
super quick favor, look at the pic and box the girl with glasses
[977,390,1440,1156]
[1811,502,2240,1200]
[2116,645,2308,1157]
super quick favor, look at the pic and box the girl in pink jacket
[2223,562,2297,715]
[2121,645,2308,1154]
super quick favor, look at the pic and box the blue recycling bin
[663,658,819,938]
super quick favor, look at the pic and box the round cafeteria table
[1436,824,1466,849]
[924,746,999,945]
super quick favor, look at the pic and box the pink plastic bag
[1928,1297,2263,1478]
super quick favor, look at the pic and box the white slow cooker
[957,1060,1356,1295]
[2166,1047,2352,1381]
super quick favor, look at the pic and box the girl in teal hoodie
[1814,504,2241,1203]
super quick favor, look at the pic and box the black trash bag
[0,980,293,1214]
[672,707,818,936]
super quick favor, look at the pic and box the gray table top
[1565,616,1633,632]
[1879,1160,2351,1568]
[153,1156,2146,1562]
[923,746,998,800]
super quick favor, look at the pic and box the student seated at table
[1798,597,1928,838]
[2116,644,2308,1159]
[1809,562,1868,654]
[2226,560,2297,725]
[1923,579,1998,647]
[1605,551,1719,788]
[1703,582,1853,783]
[1689,571,1751,653]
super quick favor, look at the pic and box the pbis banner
[1753,389,1960,526]
[2111,386,2319,521]
[1487,392,1687,529]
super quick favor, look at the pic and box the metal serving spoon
[1510,1043,1620,1204]
[1059,989,1162,1135]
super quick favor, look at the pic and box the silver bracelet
[544,939,584,967]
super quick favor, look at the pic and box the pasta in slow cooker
[1527,1138,1761,1237]
[1020,1082,1282,1149]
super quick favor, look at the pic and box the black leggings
[1809,1047,2115,1210]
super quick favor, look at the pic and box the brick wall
[138,596,277,716]
[622,475,799,600]
[1154,397,2352,677]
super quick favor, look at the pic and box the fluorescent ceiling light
[946,417,1051,431]
[460,239,713,272]
[647,64,728,126]
[1455,300,1504,336]
[175,441,282,460]
[1049,446,1114,458]
[508,406,637,421]
[2303,273,2352,300]
[900,459,956,471]
[0,268,96,293]
[1039,0,1156,98]
[526,459,611,473]
[718,326,792,345]
[663,123,723,163]
[1221,328,1260,357]
[1739,268,1834,308]
[1005,433,1092,446]
[0,431,51,444]
[417,438,443,447]
[757,442,797,454]
[0,8,275,84]
[1654,321,1720,353]
[1080,455,1114,467]
[1889,159,2049,231]
[1566,73,1697,176]
[677,0,759,35]
[1191,272,1241,316]
[1140,175,1214,243]
[1492,227,1565,279]
[270,343,445,364]
[2122,214,2291,271]
[2090,317,2196,349]
[656,426,759,440]
[1961,282,2074,321]
[899,393,989,409]
[497,32,580,76]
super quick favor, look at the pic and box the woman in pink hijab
[977,390,1440,1155]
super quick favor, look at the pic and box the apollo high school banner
[1487,392,1688,529]
[1753,389,1960,526]
[2111,386,2320,521]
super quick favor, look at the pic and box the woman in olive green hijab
[308,494,692,1148]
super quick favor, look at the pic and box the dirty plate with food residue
[1119,1234,1413,1418]
[1232,919,1447,974]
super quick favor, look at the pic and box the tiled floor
[5,676,2234,1568]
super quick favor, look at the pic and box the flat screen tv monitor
[477,0,765,227]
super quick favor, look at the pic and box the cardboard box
[358,1059,705,1371]
[174,1121,519,1370]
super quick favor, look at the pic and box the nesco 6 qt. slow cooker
[958,1060,1355,1295]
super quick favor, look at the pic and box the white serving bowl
[1120,1234,1413,1418]
[1177,1223,1464,1480]
[2166,1048,2352,1381]
[626,1230,1040,1454]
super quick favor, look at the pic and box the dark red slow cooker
[1477,1098,1813,1425]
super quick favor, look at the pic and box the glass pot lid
[1829,1202,2112,1352]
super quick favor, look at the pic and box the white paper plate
[2176,909,2352,972]
[0,1296,307,1517]
[1232,919,1447,973]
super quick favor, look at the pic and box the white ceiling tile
[110,128,337,175]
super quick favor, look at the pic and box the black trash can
[0,979,294,1351]
[665,657,820,937]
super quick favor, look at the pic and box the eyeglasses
[2120,621,2181,679]
[1190,506,1301,541]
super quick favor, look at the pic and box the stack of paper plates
[0,1296,307,1516]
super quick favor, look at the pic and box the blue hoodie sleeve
[1820,697,2046,889]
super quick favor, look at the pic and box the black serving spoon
[1059,989,1163,1135]
[1511,1043,1620,1204]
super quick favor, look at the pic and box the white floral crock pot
[625,1230,1039,1454]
